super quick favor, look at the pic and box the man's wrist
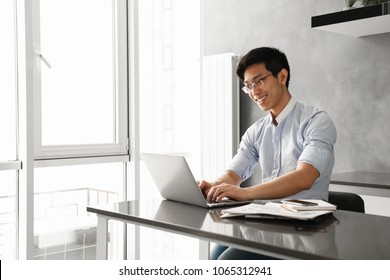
[212,181,221,187]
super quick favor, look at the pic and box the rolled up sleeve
[298,112,337,176]
[227,126,260,181]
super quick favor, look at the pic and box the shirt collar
[270,97,297,126]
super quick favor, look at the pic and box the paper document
[221,202,334,221]
[281,199,337,211]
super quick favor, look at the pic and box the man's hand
[205,183,249,202]
[197,171,243,202]
[197,179,214,197]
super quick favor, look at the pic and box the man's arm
[245,162,319,199]
[198,171,241,197]
[206,162,319,202]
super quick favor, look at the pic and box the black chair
[328,191,365,213]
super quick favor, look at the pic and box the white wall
[202,0,390,174]
[202,0,390,209]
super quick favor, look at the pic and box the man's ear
[279,68,289,86]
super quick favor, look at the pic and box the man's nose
[251,86,262,97]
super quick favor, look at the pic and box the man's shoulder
[295,100,318,113]
[294,101,336,139]
[294,101,330,121]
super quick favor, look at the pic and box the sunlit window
[0,0,18,260]
[0,171,17,260]
[36,0,127,158]
[34,163,125,260]
[139,0,202,198]
[0,0,17,160]
[138,0,201,260]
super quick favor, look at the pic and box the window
[0,0,18,260]
[0,171,17,259]
[0,0,17,161]
[27,0,129,260]
[10,0,129,260]
[139,0,202,198]
[34,163,125,260]
[137,0,201,260]
[34,0,128,159]
[6,0,201,260]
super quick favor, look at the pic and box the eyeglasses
[242,73,272,94]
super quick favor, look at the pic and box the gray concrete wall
[202,0,390,175]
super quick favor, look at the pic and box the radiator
[200,53,240,180]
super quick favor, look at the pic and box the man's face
[243,63,287,116]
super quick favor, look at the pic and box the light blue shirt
[228,98,337,200]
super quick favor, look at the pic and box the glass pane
[34,163,125,260]
[0,171,17,260]
[39,0,117,146]
[0,0,17,160]
[138,0,201,260]
[139,0,202,187]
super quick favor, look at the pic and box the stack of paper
[280,199,337,212]
[221,200,336,221]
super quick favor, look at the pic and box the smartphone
[281,199,318,207]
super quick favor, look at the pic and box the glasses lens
[242,86,250,94]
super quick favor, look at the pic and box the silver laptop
[154,199,209,228]
[142,153,251,208]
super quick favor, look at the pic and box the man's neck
[270,91,291,120]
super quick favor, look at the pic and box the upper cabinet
[311,2,390,37]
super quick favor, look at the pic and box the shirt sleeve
[227,125,260,181]
[298,111,337,175]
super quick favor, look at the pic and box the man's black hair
[236,47,290,88]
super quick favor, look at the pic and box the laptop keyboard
[207,199,240,207]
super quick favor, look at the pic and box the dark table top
[331,171,390,189]
[88,199,390,260]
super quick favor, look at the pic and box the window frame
[32,0,129,160]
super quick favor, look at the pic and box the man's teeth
[257,95,267,102]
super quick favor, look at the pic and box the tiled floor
[32,226,200,260]
[34,244,96,260]
[33,228,97,260]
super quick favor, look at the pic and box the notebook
[141,153,251,208]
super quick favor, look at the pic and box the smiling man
[198,47,337,260]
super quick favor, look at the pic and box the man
[198,47,337,259]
